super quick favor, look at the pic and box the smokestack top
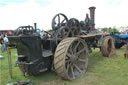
[89,6,96,9]
[34,23,37,32]
[88,6,96,30]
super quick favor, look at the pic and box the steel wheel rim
[107,39,112,55]
[65,39,88,80]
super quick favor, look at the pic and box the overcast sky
[0,0,128,30]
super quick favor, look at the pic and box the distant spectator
[0,34,5,52]
[3,34,9,50]
[40,31,44,39]
[43,32,48,39]
[0,35,2,44]
[40,31,47,39]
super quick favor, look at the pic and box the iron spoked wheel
[55,26,74,45]
[54,38,88,80]
[52,13,68,30]
[101,36,115,57]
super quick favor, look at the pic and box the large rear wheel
[54,38,88,80]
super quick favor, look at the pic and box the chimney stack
[89,6,96,29]
[34,23,37,32]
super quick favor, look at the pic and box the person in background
[43,31,48,39]
[3,34,9,51]
[0,35,2,44]
[0,34,5,52]
[40,31,44,39]
[0,35,2,48]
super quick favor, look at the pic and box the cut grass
[0,46,128,85]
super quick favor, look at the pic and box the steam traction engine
[8,7,115,80]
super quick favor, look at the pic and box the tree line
[101,27,119,32]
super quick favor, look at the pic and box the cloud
[0,0,128,30]
[0,3,7,6]
[0,0,28,3]
[107,0,121,6]
[35,0,51,6]
[0,0,28,7]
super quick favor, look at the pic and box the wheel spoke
[71,30,74,36]
[66,30,71,37]
[62,30,65,38]
[65,58,71,63]
[66,62,71,72]
[58,15,60,24]
[73,63,82,73]
[61,18,66,23]
[78,58,86,63]
[70,44,73,55]
[71,65,75,79]
[74,41,80,53]
[76,47,86,56]
[67,53,72,58]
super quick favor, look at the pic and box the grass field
[0,46,128,85]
